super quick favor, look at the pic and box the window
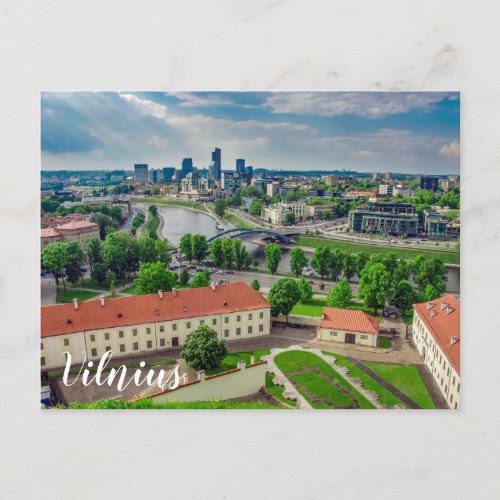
[119,344,125,353]
[119,331,124,338]
[186,321,191,329]
[445,385,448,394]
[452,376,456,385]
[172,323,177,331]
[360,335,368,340]
[454,402,457,409]
[91,348,97,357]
[225,317,229,324]
[90,334,95,342]
[133,329,138,336]
[133,342,139,351]
[237,315,241,322]
[105,346,111,352]
[200,320,204,325]
[248,326,253,334]
[212,319,217,325]
[160,338,166,347]
[224,330,229,338]
[160,326,164,333]
[147,340,153,349]
[330,331,337,337]
[249,313,253,320]
[457,383,460,393]
[41,357,46,366]
[259,312,264,319]
[64,338,69,346]
[450,394,453,403]
[104,333,110,340]
[236,328,241,336]
[146,327,151,334]
[259,324,264,332]
[40,343,44,350]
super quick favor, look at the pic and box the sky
[41,91,460,175]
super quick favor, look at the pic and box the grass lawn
[274,350,375,409]
[322,352,405,408]
[291,299,326,317]
[121,284,140,295]
[265,372,297,407]
[143,213,160,238]
[66,399,282,409]
[296,235,460,265]
[80,277,109,290]
[378,337,392,348]
[56,289,100,304]
[224,211,261,229]
[206,349,270,376]
[132,196,210,214]
[364,362,436,409]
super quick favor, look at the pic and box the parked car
[226,270,234,274]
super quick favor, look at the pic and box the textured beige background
[0,1,499,498]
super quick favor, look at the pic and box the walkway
[415,365,449,409]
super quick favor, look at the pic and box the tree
[443,209,459,229]
[154,239,172,266]
[393,280,418,314]
[102,233,127,280]
[138,236,157,263]
[181,324,228,371]
[135,262,176,294]
[190,269,211,288]
[343,253,357,282]
[179,268,190,286]
[41,242,68,291]
[65,241,85,287]
[214,199,225,218]
[91,261,108,286]
[358,262,390,314]
[86,237,102,271]
[326,279,353,308]
[284,212,296,225]
[297,277,313,303]
[311,246,332,279]
[233,239,251,270]
[249,199,263,217]
[148,205,158,216]
[221,238,235,269]
[414,257,447,296]
[356,251,370,276]
[250,279,260,291]
[106,270,117,295]
[90,212,115,240]
[265,243,282,275]
[267,278,300,322]
[419,284,440,302]
[329,249,345,281]
[210,239,224,268]
[191,234,208,263]
[179,233,193,262]
[290,247,308,277]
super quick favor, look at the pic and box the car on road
[226,270,234,274]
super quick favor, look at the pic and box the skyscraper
[236,158,245,175]
[134,164,149,184]
[181,158,193,179]
[211,147,221,181]
[162,167,175,182]
[420,176,439,192]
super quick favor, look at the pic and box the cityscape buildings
[420,176,439,192]
[134,163,149,184]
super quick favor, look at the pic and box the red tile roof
[414,295,460,374]
[41,227,61,237]
[56,221,98,230]
[319,308,380,335]
[41,282,270,338]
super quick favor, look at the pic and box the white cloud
[167,92,236,107]
[356,150,379,157]
[147,136,168,149]
[439,141,460,159]
[265,92,454,118]
[119,93,167,119]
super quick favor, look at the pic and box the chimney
[99,295,105,307]
[73,298,78,310]
[446,307,454,316]
[197,370,205,382]
[158,289,163,299]
[172,288,177,297]
[450,336,459,345]
[211,282,216,291]
[250,355,255,365]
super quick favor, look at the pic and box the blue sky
[41,92,460,174]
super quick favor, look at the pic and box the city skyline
[41,92,460,174]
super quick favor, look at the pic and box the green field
[224,211,261,229]
[143,213,160,238]
[206,349,271,375]
[364,362,435,408]
[274,350,375,409]
[296,235,460,264]
[56,289,100,304]
[132,196,210,214]
[265,372,297,407]
[291,299,326,317]
[80,277,109,290]
[66,399,282,409]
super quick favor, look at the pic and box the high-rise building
[134,164,149,184]
[324,175,338,187]
[236,159,246,175]
[245,166,254,185]
[181,158,193,179]
[149,169,161,184]
[162,167,176,182]
[210,148,221,181]
[384,172,392,180]
[420,176,439,192]
[372,172,381,182]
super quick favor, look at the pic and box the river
[155,205,460,293]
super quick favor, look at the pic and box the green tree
[90,212,115,240]
[249,199,263,217]
[311,246,332,279]
[191,234,208,263]
[297,277,313,303]
[102,233,127,280]
[106,270,117,294]
[179,233,193,262]
[359,262,390,314]
[343,253,357,282]
[393,280,418,314]
[65,241,85,287]
[267,278,301,322]
[329,249,345,281]
[179,268,190,286]
[41,199,60,213]
[139,236,158,263]
[154,239,172,266]
[419,284,440,302]
[86,237,102,271]
[233,239,252,270]
[90,261,108,286]
[414,257,447,296]
[221,238,235,269]
[250,279,260,291]
[290,247,308,277]
[210,239,224,268]
[41,242,68,291]
[181,324,228,371]
[356,251,370,276]
[265,242,282,275]
[284,212,296,225]
[135,262,176,294]
[190,269,211,288]
[148,205,158,216]
[326,279,353,308]
[215,199,225,218]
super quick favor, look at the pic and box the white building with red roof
[412,295,460,409]
[317,308,380,347]
[40,282,271,370]
[41,220,99,249]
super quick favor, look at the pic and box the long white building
[41,282,271,370]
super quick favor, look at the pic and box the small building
[423,208,448,238]
[41,220,100,249]
[412,295,460,409]
[262,202,306,225]
[306,204,336,220]
[317,308,380,347]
